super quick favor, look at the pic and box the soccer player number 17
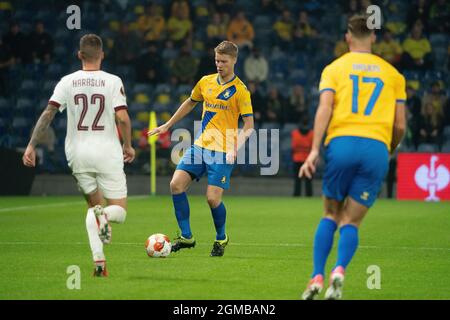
[349,75,384,116]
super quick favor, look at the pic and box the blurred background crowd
[0,0,449,196]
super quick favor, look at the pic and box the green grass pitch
[0,195,448,300]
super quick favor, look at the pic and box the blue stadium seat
[129,102,148,113]
[12,117,32,138]
[443,126,450,140]
[0,118,7,134]
[154,83,171,95]
[42,80,58,98]
[417,143,438,153]
[46,64,65,80]
[441,141,450,153]
[132,83,154,97]
[18,79,39,96]
[15,98,35,115]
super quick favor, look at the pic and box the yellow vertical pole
[148,111,157,196]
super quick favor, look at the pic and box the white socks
[85,205,126,263]
[85,208,104,262]
[103,205,127,224]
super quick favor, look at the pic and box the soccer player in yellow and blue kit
[299,15,407,299]
[148,41,254,257]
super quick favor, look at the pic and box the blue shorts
[322,136,389,208]
[176,145,234,190]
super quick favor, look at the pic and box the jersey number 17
[349,75,384,116]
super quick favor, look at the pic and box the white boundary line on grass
[0,241,448,252]
[0,196,150,213]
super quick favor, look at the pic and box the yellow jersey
[319,51,406,150]
[190,73,253,152]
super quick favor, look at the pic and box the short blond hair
[347,14,374,39]
[214,41,238,58]
[79,34,103,61]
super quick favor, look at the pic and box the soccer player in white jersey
[23,34,135,277]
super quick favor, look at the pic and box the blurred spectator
[418,102,443,146]
[443,97,450,127]
[206,12,227,46]
[247,81,265,125]
[259,0,283,15]
[293,11,317,51]
[2,22,31,64]
[171,45,198,84]
[197,47,217,79]
[167,3,193,46]
[137,3,166,43]
[288,84,308,123]
[171,0,190,19]
[401,22,432,71]
[136,43,163,84]
[29,21,53,64]
[373,30,402,67]
[422,81,446,117]
[264,87,285,123]
[334,36,348,58]
[227,11,254,50]
[386,151,397,198]
[359,0,373,12]
[111,22,140,66]
[428,0,450,33]
[291,115,313,197]
[273,9,294,50]
[244,47,269,83]
[406,0,430,31]
[0,37,14,97]
[344,0,360,16]
[213,0,235,14]
[406,85,423,148]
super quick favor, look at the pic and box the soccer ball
[145,233,171,258]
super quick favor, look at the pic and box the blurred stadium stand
[0,0,448,180]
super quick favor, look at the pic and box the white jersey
[49,70,127,173]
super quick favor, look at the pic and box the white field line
[0,195,150,213]
[0,241,448,252]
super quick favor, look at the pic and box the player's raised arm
[299,90,334,179]
[22,104,58,167]
[115,109,135,163]
[390,101,406,153]
[147,97,198,136]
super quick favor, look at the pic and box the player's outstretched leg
[302,217,337,299]
[302,275,324,300]
[86,208,107,277]
[171,193,196,252]
[170,171,196,253]
[210,202,228,256]
[325,198,366,299]
[207,186,228,257]
[325,266,345,300]
[210,233,229,257]
[325,224,359,300]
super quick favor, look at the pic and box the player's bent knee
[324,213,340,224]
[170,179,186,194]
[206,196,221,208]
